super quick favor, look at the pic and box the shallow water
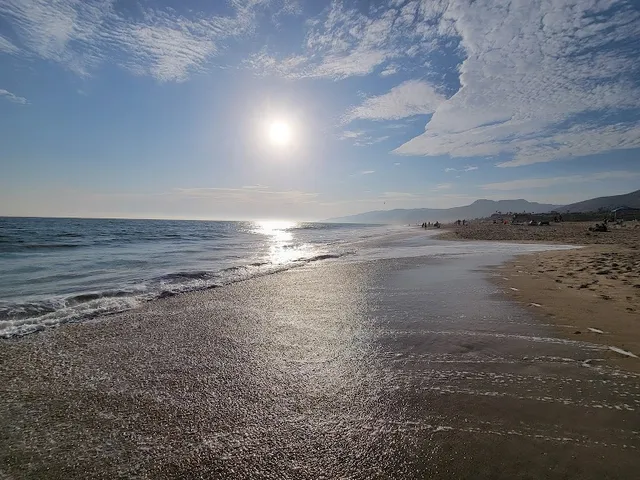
[0,218,391,336]
[0,217,573,337]
[1,234,636,479]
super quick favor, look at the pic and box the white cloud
[0,0,272,81]
[344,79,445,123]
[359,170,375,175]
[248,47,388,80]
[0,34,18,54]
[0,89,27,104]
[122,21,219,82]
[385,122,413,129]
[379,64,398,76]
[312,48,389,79]
[481,171,640,191]
[339,130,365,139]
[496,123,640,168]
[246,0,638,166]
[354,135,389,147]
[392,0,640,166]
[394,162,401,166]
[247,0,446,80]
[3,0,639,167]
[434,183,452,190]
[444,165,478,173]
[340,130,389,146]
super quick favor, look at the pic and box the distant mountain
[327,199,560,224]
[559,189,640,213]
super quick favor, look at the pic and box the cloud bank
[2,0,639,167]
[253,0,640,167]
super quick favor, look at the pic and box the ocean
[3,218,638,478]
[0,217,402,337]
[1,217,577,338]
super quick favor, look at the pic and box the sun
[268,121,292,146]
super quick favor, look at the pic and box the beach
[438,222,640,372]
[437,220,640,247]
[1,230,639,479]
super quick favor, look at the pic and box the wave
[220,262,269,273]
[159,271,218,281]
[290,222,378,231]
[0,243,84,252]
[55,232,85,238]
[0,249,357,339]
[303,252,353,262]
[1,233,234,252]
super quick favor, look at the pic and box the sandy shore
[437,220,640,247]
[439,221,640,371]
[2,251,639,478]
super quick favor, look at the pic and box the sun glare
[268,121,292,147]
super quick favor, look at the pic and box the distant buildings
[611,206,640,220]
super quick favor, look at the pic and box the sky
[1,0,639,221]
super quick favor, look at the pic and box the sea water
[0,217,573,337]
[0,217,399,337]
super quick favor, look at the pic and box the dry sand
[437,220,640,247]
[439,221,640,371]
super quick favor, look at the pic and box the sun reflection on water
[252,220,314,265]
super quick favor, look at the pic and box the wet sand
[495,246,640,372]
[1,251,639,479]
[438,221,640,372]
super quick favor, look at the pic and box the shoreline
[2,231,640,477]
[438,222,640,372]
[493,246,640,373]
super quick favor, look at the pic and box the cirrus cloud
[0,0,276,81]
[0,88,27,104]
[343,79,446,123]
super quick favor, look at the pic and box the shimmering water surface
[0,217,572,337]
[0,218,392,336]
[2,245,639,479]
[3,222,638,478]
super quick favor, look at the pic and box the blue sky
[1,0,639,220]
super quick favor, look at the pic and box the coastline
[1,230,640,477]
[438,222,640,372]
